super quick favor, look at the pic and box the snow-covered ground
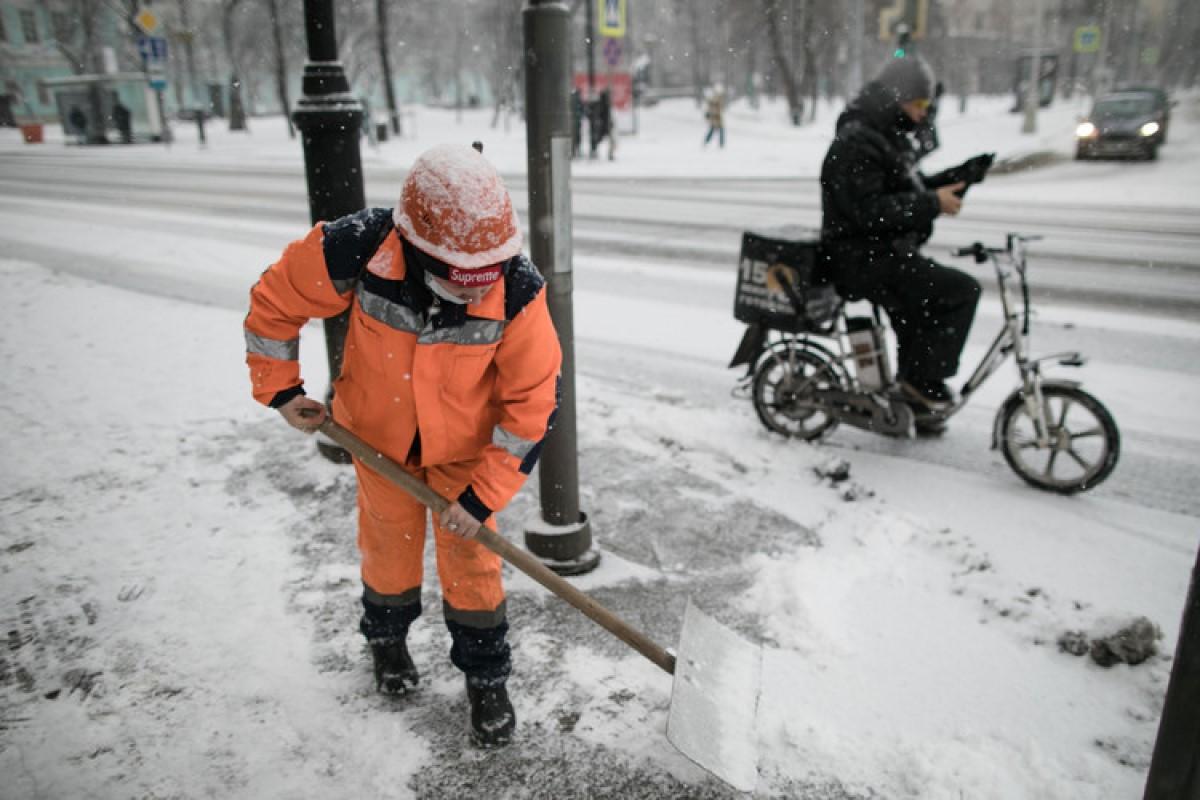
[1,89,1198,799]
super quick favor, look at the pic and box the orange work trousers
[353,456,506,629]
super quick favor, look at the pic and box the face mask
[424,271,469,304]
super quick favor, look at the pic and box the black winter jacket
[819,82,957,298]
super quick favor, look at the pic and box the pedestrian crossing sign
[1074,25,1100,54]
[598,0,626,38]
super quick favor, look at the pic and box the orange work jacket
[244,208,562,520]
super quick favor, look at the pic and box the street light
[293,0,366,463]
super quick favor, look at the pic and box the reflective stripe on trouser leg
[352,457,427,604]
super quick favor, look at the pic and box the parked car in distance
[1075,88,1173,161]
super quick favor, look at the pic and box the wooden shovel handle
[317,417,677,675]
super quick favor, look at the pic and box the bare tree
[1161,0,1200,87]
[375,0,402,135]
[479,0,524,129]
[763,0,802,123]
[46,0,110,142]
[219,0,249,130]
[799,1,842,120]
[265,0,294,136]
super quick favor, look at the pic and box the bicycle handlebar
[952,234,1041,263]
[951,242,994,263]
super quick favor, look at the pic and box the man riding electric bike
[819,56,993,430]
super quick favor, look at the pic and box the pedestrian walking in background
[112,101,132,144]
[703,84,726,148]
[588,89,616,161]
[570,88,584,159]
[67,105,87,145]
[243,143,563,748]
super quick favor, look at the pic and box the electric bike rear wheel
[998,385,1120,494]
[751,346,846,440]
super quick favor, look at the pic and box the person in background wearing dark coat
[570,88,584,159]
[820,57,989,424]
[68,105,87,145]
[588,89,616,161]
[112,101,132,144]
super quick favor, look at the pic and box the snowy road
[2,150,1199,313]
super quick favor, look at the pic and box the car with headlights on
[1075,89,1169,161]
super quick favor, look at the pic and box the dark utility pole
[584,0,596,94]
[376,0,402,135]
[293,0,366,464]
[1143,546,1200,799]
[522,0,599,575]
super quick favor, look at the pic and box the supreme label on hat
[447,265,503,286]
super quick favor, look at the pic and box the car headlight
[1140,121,1160,137]
[1075,122,1097,138]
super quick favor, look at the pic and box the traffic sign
[878,0,928,41]
[602,37,622,68]
[138,35,169,92]
[1074,25,1101,54]
[597,0,626,38]
[135,8,159,34]
[137,35,169,62]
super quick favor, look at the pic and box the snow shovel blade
[666,599,762,792]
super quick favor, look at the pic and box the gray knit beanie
[874,57,936,103]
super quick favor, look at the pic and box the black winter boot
[466,681,516,748]
[369,638,419,696]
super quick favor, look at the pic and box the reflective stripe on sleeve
[245,330,299,360]
[420,319,505,346]
[492,425,537,460]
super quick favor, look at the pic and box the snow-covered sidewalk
[1,247,1194,798]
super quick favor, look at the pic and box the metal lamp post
[293,0,366,464]
[522,0,599,575]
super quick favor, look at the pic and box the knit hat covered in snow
[873,57,936,104]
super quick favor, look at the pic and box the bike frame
[751,234,1084,447]
[952,234,1084,448]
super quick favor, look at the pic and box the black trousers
[858,255,981,383]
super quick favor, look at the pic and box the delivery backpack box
[733,227,841,334]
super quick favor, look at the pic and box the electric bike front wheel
[751,346,846,441]
[998,385,1120,494]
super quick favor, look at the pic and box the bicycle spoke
[1056,398,1072,428]
[1043,448,1060,479]
[1070,427,1104,439]
[1067,448,1092,471]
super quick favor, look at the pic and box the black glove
[952,152,996,197]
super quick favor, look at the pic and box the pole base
[536,547,602,577]
[524,511,601,576]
